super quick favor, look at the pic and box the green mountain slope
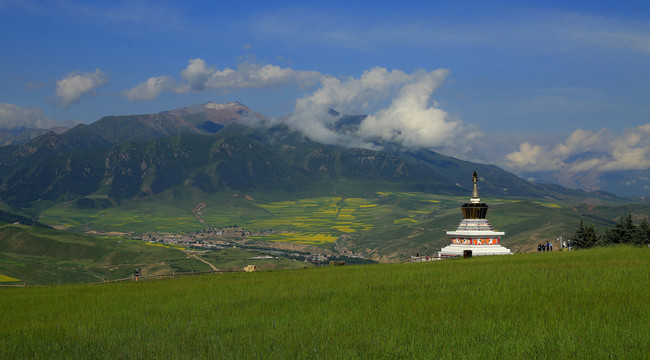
[0,124,610,207]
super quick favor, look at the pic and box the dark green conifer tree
[570,219,599,249]
[603,213,638,245]
[635,218,650,245]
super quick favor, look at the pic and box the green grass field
[1,246,647,359]
[195,247,312,271]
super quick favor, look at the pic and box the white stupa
[438,171,512,258]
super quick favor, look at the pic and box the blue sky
[1,0,650,188]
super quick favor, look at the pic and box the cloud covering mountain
[506,126,650,173]
[281,67,473,153]
[0,102,59,130]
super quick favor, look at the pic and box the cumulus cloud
[123,76,176,102]
[282,67,469,151]
[124,61,469,153]
[123,58,322,100]
[505,125,650,173]
[359,71,464,148]
[55,68,107,108]
[179,58,213,92]
[0,102,59,129]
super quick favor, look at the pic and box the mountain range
[3,102,648,199]
[0,102,614,209]
[0,126,68,146]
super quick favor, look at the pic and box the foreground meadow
[1,246,648,359]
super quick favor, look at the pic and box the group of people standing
[537,239,573,252]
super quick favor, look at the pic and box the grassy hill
[0,224,309,285]
[1,246,647,359]
[0,224,198,284]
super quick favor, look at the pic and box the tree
[603,213,638,245]
[570,219,599,249]
[635,218,650,245]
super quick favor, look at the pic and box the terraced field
[246,194,454,245]
[37,188,628,258]
[253,197,384,232]
[40,192,455,246]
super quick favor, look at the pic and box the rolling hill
[0,223,310,285]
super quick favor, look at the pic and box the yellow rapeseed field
[0,274,20,282]
[252,232,338,245]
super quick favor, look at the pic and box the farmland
[38,191,507,243]
[33,188,649,262]
[1,246,647,359]
[0,273,19,282]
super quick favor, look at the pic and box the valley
[36,188,640,261]
[1,102,649,284]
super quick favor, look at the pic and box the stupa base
[438,244,512,258]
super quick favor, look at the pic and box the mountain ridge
[0,102,620,208]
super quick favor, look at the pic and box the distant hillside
[522,168,650,199]
[0,120,607,208]
[0,224,194,284]
[0,101,620,209]
[0,224,310,284]
[0,126,68,146]
[0,102,257,165]
[0,210,50,228]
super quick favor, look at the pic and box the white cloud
[124,58,322,101]
[504,125,650,173]
[505,142,563,172]
[179,58,213,92]
[124,62,468,153]
[282,67,468,151]
[55,68,107,108]
[123,76,176,102]
[359,70,463,148]
[0,102,58,129]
